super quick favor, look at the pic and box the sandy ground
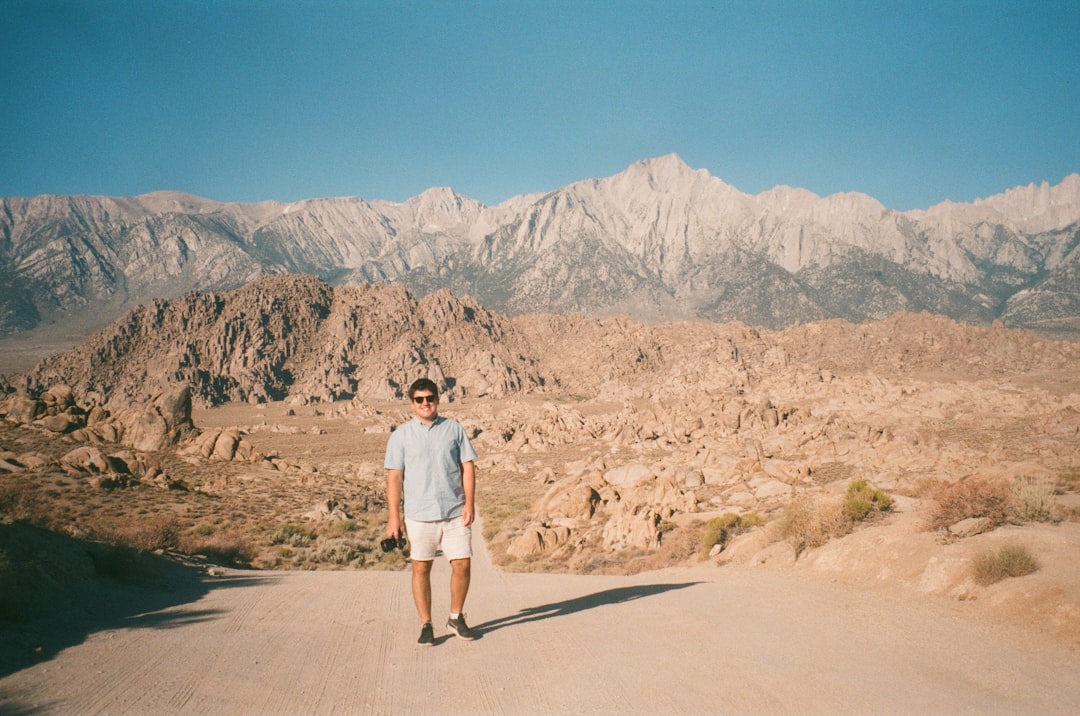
[2,521,1078,716]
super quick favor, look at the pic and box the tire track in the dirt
[235,573,385,715]
[452,521,560,714]
[357,568,408,714]
[300,573,391,715]
[54,629,175,715]
[221,573,289,634]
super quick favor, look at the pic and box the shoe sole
[446,623,476,640]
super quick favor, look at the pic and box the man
[384,378,478,646]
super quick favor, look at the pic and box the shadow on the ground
[474,582,703,636]
[0,522,270,681]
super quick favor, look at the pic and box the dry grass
[973,543,1040,585]
[778,499,850,557]
[779,480,893,557]
[1012,476,1060,523]
[924,475,1064,532]
[924,477,1013,531]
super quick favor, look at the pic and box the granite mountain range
[2,154,1078,337]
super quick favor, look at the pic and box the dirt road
[2,531,1078,715]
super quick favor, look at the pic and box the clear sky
[2,0,1077,211]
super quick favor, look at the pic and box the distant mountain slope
[2,156,1078,336]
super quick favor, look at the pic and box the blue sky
[2,0,1077,211]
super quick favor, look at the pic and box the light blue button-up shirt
[384,415,477,521]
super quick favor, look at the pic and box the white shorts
[405,515,473,562]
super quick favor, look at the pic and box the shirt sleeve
[383,426,405,470]
[458,424,477,463]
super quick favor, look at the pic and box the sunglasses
[412,394,437,404]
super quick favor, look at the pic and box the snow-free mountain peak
[2,160,1078,338]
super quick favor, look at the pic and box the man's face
[411,390,438,421]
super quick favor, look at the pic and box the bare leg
[449,557,471,614]
[412,560,433,624]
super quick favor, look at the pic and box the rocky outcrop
[21,278,543,408]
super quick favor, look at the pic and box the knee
[450,559,471,575]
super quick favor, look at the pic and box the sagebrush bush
[1011,476,1060,523]
[973,543,1039,585]
[314,540,365,567]
[926,477,1012,531]
[844,480,893,522]
[179,532,256,566]
[269,524,315,547]
[701,512,764,555]
[778,499,849,557]
[94,516,180,552]
[779,480,894,557]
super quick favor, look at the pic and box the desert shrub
[180,532,256,566]
[0,481,50,527]
[1011,476,1060,523]
[701,512,764,554]
[269,524,315,547]
[778,499,849,557]
[778,481,893,557]
[328,519,357,535]
[313,540,364,567]
[973,543,1039,585]
[925,477,1013,531]
[190,523,216,537]
[94,516,180,552]
[844,480,893,522]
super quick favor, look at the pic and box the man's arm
[386,468,404,537]
[460,460,476,526]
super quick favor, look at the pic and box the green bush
[845,480,893,522]
[314,540,365,567]
[702,512,764,554]
[269,524,315,547]
[973,543,1039,585]
[843,498,873,522]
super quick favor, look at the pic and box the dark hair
[408,378,439,399]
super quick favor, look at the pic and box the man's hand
[386,515,402,539]
[462,505,474,527]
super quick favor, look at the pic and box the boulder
[60,446,111,475]
[305,499,351,521]
[5,395,44,424]
[36,412,83,434]
[118,386,195,452]
[603,463,652,488]
[947,517,995,538]
[212,430,240,461]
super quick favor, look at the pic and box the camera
[380,534,407,552]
